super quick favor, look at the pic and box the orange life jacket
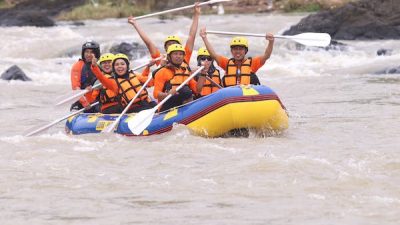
[99,74,119,111]
[223,57,254,87]
[199,70,221,96]
[116,72,151,107]
[163,61,191,92]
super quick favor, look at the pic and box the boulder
[376,48,393,56]
[0,11,54,27]
[1,65,32,81]
[283,0,400,40]
[0,0,85,27]
[110,42,149,60]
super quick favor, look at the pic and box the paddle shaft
[25,102,99,137]
[56,83,102,106]
[158,66,205,107]
[134,0,230,20]
[206,30,331,46]
[204,75,222,89]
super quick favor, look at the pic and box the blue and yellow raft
[65,85,289,137]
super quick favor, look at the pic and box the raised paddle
[24,102,99,137]
[206,30,332,47]
[134,0,232,20]
[55,60,160,107]
[101,57,162,133]
[128,66,205,135]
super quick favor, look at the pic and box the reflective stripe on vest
[200,70,221,96]
[116,72,150,106]
[223,57,253,87]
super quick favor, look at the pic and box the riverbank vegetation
[1,0,359,21]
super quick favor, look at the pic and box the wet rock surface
[1,65,32,81]
[283,0,400,40]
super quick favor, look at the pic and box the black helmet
[81,40,100,60]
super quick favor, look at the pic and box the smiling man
[199,27,274,87]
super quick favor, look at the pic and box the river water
[0,13,399,225]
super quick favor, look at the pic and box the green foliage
[57,0,151,20]
[282,0,321,12]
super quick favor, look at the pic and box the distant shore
[0,0,354,22]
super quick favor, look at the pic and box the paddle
[206,30,332,47]
[55,83,102,106]
[128,66,205,135]
[134,0,232,20]
[55,60,160,107]
[204,75,222,89]
[24,102,99,137]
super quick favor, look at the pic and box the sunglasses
[199,56,212,61]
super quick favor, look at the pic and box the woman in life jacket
[127,2,200,67]
[90,53,156,114]
[195,47,222,98]
[70,40,101,113]
[199,27,275,87]
[94,53,121,114]
[153,44,199,112]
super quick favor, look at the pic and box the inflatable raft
[65,85,289,137]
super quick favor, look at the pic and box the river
[0,13,399,225]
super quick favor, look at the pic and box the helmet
[112,53,130,76]
[82,40,100,59]
[113,53,130,62]
[164,35,182,46]
[98,53,115,64]
[230,37,248,48]
[167,44,185,55]
[197,47,210,57]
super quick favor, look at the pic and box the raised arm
[90,55,118,93]
[199,27,222,65]
[259,33,275,65]
[128,16,159,57]
[185,2,201,53]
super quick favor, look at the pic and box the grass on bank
[277,0,356,12]
[0,0,12,8]
[57,0,151,21]
[58,0,358,21]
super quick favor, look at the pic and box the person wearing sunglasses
[199,27,274,87]
[195,47,222,98]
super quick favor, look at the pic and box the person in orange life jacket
[199,27,275,87]
[90,53,156,114]
[127,2,200,67]
[70,40,101,113]
[195,47,222,98]
[93,53,121,114]
[153,44,199,112]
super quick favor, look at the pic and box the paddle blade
[290,33,331,47]
[127,108,157,135]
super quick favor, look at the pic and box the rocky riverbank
[283,0,400,40]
